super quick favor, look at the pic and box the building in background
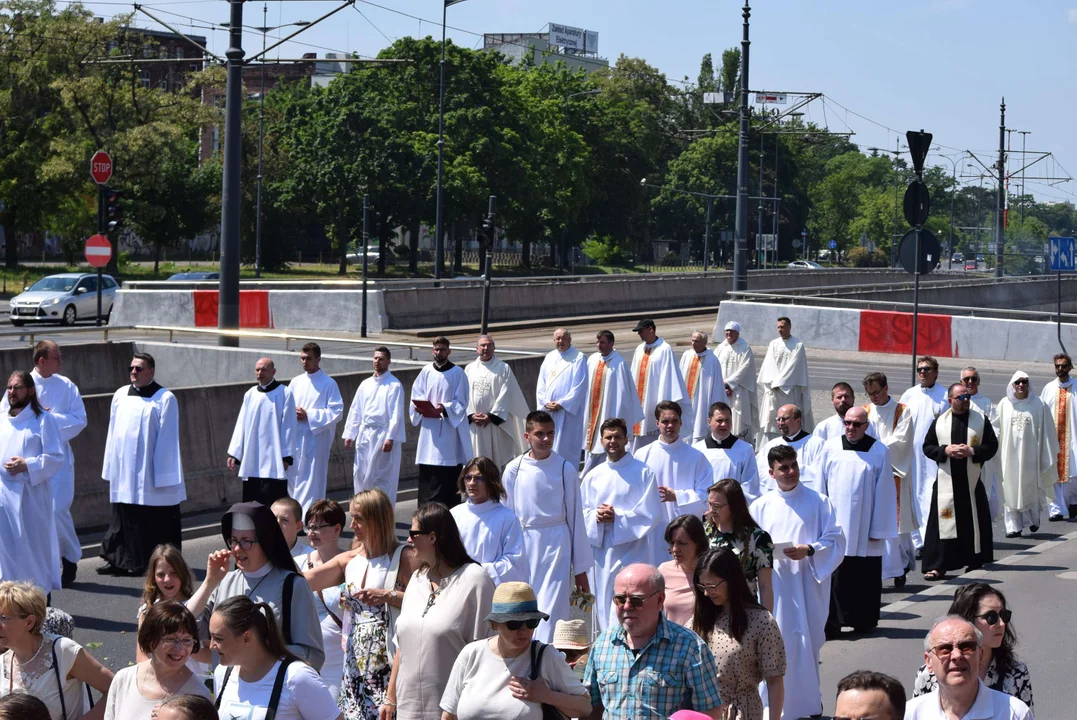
[483,22,607,73]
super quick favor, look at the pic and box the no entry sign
[85,234,112,268]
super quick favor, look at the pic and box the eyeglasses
[463,473,484,482]
[929,640,979,658]
[695,579,728,595]
[503,619,541,631]
[962,375,979,383]
[227,537,259,550]
[5,386,25,392]
[129,365,146,373]
[916,366,934,374]
[408,529,431,539]
[0,614,27,624]
[305,523,333,534]
[159,636,196,649]
[978,609,1012,626]
[952,394,972,402]
[843,420,867,428]
[707,501,728,511]
[1056,364,1071,370]
[612,590,659,608]
[1012,379,1029,386]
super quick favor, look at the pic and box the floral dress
[704,522,774,595]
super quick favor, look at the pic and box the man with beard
[814,382,855,442]
[1040,352,1077,521]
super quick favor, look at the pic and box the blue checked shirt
[583,613,723,720]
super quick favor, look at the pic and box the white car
[787,260,823,269]
[9,273,119,326]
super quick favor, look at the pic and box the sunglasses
[929,640,979,658]
[978,609,1012,626]
[952,394,972,402]
[503,618,541,631]
[962,376,979,383]
[1056,364,1071,370]
[408,529,431,539]
[612,590,659,608]
[843,420,867,428]
[1012,379,1029,386]
[916,367,934,374]
[129,365,146,373]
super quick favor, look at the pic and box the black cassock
[921,411,999,573]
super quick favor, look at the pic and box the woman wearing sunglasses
[912,582,1033,711]
[440,582,591,720]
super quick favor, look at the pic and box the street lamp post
[733,0,751,291]
[434,0,467,280]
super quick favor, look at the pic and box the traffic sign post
[85,234,112,327]
[1049,236,1076,354]
[902,130,934,385]
[90,151,113,185]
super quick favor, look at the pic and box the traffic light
[104,187,124,231]
[482,195,496,235]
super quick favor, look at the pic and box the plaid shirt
[583,613,723,720]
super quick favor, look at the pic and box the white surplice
[635,438,712,564]
[1039,378,1077,516]
[812,414,844,443]
[228,382,297,482]
[342,372,406,503]
[536,348,589,462]
[410,363,471,467]
[865,398,916,579]
[288,370,344,512]
[756,335,814,444]
[451,498,527,586]
[715,337,758,440]
[750,483,846,720]
[465,357,528,467]
[582,350,643,456]
[0,405,64,591]
[0,370,86,564]
[971,392,1003,517]
[998,394,1057,517]
[818,436,897,557]
[756,431,825,493]
[898,383,948,537]
[679,349,725,442]
[581,453,661,631]
[102,384,185,506]
[502,452,593,643]
[693,435,761,504]
[629,338,688,447]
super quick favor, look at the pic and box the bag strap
[265,658,295,720]
[281,572,297,645]
[528,639,548,681]
[306,554,343,629]
[214,665,235,709]
[51,638,67,720]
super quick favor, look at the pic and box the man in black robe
[921,382,999,580]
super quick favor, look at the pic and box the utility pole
[758,131,765,268]
[254,4,267,279]
[433,1,449,281]
[217,0,244,346]
[1019,130,1031,222]
[733,0,751,291]
[995,98,1006,279]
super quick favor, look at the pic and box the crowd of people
[0,313,1064,718]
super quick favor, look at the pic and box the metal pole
[480,195,495,334]
[254,5,267,279]
[947,160,956,269]
[758,131,764,269]
[732,0,751,291]
[773,134,779,261]
[361,194,369,338]
[703,197,712,272]
[433,3,448,281]
[912,227,922,386]
[995,98,1006,279]
[217,0,244,347]
[1059,271,1068,355]
[96,186,104,327]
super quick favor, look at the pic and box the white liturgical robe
[998,391,1058,514]
[451,498,527,586]
[812,414,844,443]
[898,383,948,534]
[228,381,297,482]
[465,357,528,467]
[630,338,688,446]
[582,350,643,456]
[679,349,725,442]
[756,335,814,444]
[288,370,344,512]
[818,436,897,557]
[715,337,758,440]
[865,398,916,580]
[502,452,593,642]
[410,363,471,467]
[581,453,661,631]
[971,391,1003,516]
[694,435,761,504]
[750,483,846,720]
[536,348,588,462]
[757,431,824,493]
[103,384,185,506]
[635,438,712,564]
[1,370,86,564]
[343,372,406,503]
[0,405,64,591]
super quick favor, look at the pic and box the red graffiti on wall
[193,290,271,328]
[858,310,952,357]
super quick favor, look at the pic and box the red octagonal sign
[85,234,112,268]
[90,150,113,185]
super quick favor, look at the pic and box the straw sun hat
[551,619,591,651]
[484,582,550,623]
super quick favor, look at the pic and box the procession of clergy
[0,312,1072,719]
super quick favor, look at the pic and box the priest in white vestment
[581,417,661,631]
[694,401,761,504]
[962,366,1003,518]
[289,343,344,513]
[581,330,643,476]
[465,335,528,467]
[1040,353,1077,520]
[998,371,1058,536]
[817,407,896,634]
[756,317,814,446]
[629,318,688,452]
[502,410,593,642]
[813,382,854,443]
[0,341,87,587]
[898,355,949,546]
[635,401,712,564]
[227,357,297,507]
[410,336,471,508]
[862,372,915,585]
[343,347,406,503]
[536,328,589,464]
[680,331,725,443]
[100,353,185,576]
[0,371,64,592]
[715,321,758,442]
[750,444,846,720]
[451,456,527,586]
[756,404,824,493]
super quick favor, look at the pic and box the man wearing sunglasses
[99,352,185,577]
[1039,352,1077,521]
[898,355,949,557]
[920,383,999,581]
[904,616,1031,719]
[997,371,1058,538]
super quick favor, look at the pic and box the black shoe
[893,573,907,589]
[1030,524,1040,533]
[61,559,77,588]
[966,562,983,572]
[1005,531,1022,538]
[1049,514,1065,522]
[1070,504,1077,519]
[95,562,123,576]
[915,547,923,560]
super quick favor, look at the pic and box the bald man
[228,357,297,506]
[536,327,588,462]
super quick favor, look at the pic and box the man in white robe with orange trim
[679,330,724,444]
[629,318,687,453]
[714,321,758,442]
[581,330,643,475]
[1040,352,1077,521]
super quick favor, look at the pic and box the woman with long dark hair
[704,479,775,611]
[659,515,709,627]
[380,502,495,720]
[913,582,1033,710]
[691,548,785,720]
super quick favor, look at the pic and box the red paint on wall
[193,290,270,328]
[858,310,952,357]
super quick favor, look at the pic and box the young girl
[136,544,212,673]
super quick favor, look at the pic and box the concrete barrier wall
[0,342,133,395]
[715,302,861,352]
[70,354,544,531]
[836,275,1077,314]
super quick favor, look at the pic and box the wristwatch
[390,590,399,601]
[805,545,816,557]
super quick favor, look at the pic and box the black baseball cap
[632,318,656,332]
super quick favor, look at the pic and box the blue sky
[79,0,1077,203]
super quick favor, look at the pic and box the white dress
[0,634,87,720]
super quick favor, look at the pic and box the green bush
[846,247,889,267]
[581,236,628,266]
[117,251,131,271]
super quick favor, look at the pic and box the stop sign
[90,150,113,185]
[85,234,112,268]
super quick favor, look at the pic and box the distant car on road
[952,252,964,263]
[964,259,978,270]
[9,273,118,327]
[976,254,985,263]
[787,260,823,269]
[167,271,219,281]
[346,249,383,265]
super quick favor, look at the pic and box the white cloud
[1069,8,1077,23]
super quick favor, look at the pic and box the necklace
[422,565,452,618]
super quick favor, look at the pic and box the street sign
[755,92,787,105]
[1049,236,1076,272]
[828,239,837,250]
[85,234,112,268]
[903,180,931,227]
[898,228,940,274]
[703,92,722,105]
[801,229,807,237]
[905,130,933,177]
[792,239,802,249]
[90,150,113,185]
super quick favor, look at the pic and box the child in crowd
[272,497,312,558]
[135,544,212,673]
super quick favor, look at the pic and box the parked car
[9,273,119,326]
[952,252,964,263]
[787,260,823,269]
[964,259,978,270]
[167,271,219,280]
[976,254,985,263]
[346,249,383,265]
